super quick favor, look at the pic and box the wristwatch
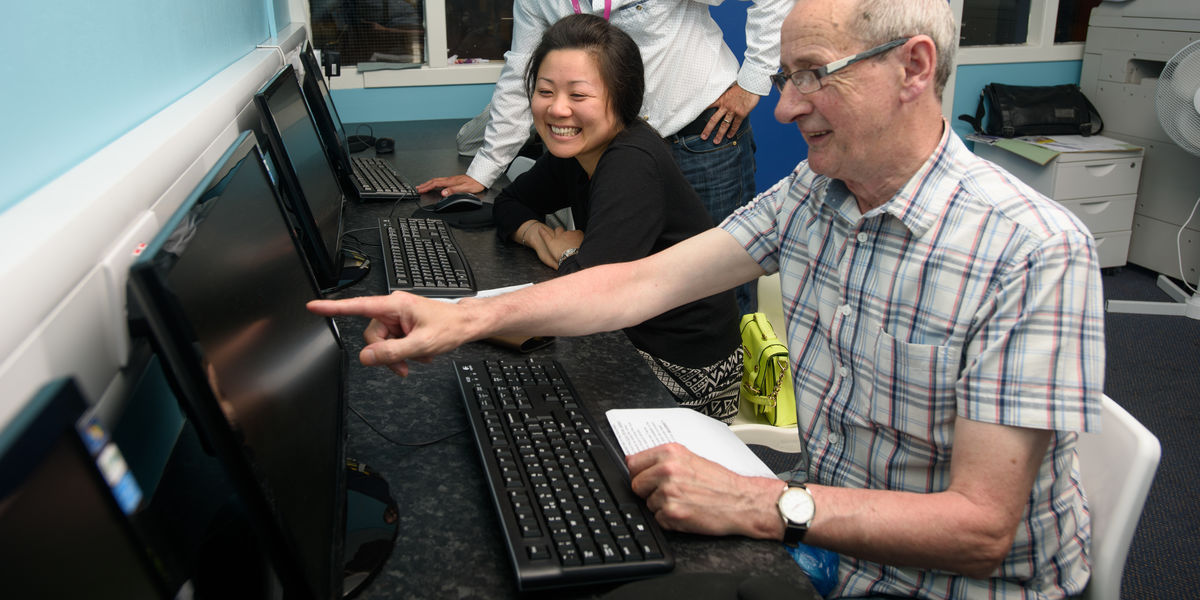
[557,247,579,268]
[777,483,815,544]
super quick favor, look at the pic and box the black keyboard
[378,217,476,297]
[454,357,674,591]
[351,156,419,201]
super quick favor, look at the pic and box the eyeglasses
[771,38,911,95]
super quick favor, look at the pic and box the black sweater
[493,122,740,368]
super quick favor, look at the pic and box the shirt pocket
[867,328,960,441]
[609,0,658,29]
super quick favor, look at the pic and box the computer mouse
[432,193,483,213]
[375,137,395,154]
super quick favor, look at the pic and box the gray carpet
[1101,265,1200,600]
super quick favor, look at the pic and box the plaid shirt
[722,125,1104,599]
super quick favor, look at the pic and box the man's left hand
[702,84,761,144]
[626,443,787,539]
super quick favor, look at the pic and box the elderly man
[310,0,1104,597]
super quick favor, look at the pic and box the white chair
[1077,394,1161,600]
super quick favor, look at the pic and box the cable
[348,403,468,448]
[1175,193,1200,294]
[257,44,288,67]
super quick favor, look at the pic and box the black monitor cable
[346,124,377,152]
[348,402,467,448]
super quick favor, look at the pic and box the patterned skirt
[636,346,744,424]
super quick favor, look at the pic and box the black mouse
[375,137,395,154]
[432,193,483,213]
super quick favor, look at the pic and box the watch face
[780,487,815,524]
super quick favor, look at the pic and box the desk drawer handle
[1077,200,1112,214]
[1083,162,1117,177]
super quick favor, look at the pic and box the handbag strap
[957,88,988,134]
[1078,89,1104,136]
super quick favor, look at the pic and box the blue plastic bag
[785,541,839,597]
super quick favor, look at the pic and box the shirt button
[838,366,850,378]
[838,305,851,317]
[828,432,842,445]
[857,232,868,243]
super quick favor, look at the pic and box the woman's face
[530,48,622,176]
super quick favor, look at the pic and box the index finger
[307,295,400,319]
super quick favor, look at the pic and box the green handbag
[738,313,796,427]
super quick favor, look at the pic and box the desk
[333,120,816,599]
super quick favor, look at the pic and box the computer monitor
[298,43,356,179]
[127,131,347,600]
[255,63,364,291]
[0,378,172,599]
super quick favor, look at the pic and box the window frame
[300,0,505,91]
[294,0,1087,93]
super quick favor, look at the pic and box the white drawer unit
[975,142,1144,269]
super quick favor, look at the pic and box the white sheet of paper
[605,408,777,479]
[434,282,533,303]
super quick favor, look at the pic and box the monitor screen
[127,131,347,600]
[298,43,354,178]
[0,378,171,599]
[255,63,348,290]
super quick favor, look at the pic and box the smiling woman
[491,14,745,423]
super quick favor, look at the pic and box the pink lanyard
[571,0,611,20]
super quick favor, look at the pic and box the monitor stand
[342,458,398,598]
[325,249,371,294]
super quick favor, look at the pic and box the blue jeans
[667,122,758,314]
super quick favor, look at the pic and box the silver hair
[850,0,958,95]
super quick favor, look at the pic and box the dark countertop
[333,120,817,599]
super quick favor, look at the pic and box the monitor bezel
[254,63,349,290]
[126,131,347,600]
[298,42,354,180]
[0,378,174,599]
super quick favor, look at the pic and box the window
[307,0,512,88]
[961,0,1031,47]
[1053,0,1104,44]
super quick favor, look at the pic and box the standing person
[496,13,743,422]
[417,0,793,314]
[310,0,1105,596]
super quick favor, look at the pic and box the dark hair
[524,13,644,128]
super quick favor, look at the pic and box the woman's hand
[537,227,586,270]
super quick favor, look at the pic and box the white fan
[1107,39,1200,319]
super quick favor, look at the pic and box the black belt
[670,107,721,138]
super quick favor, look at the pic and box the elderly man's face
[774,0,901,186]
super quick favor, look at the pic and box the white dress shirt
[465,0,791,188]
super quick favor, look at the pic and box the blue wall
[0,0,275,215]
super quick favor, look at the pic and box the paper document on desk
[606,408,776,479]
[435,282,533,303]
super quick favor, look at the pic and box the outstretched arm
[308,228,762,373]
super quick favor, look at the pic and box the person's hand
[536,227,586,270]
[701,84,761,144]
[416,174,485,196]
[306,293,474,377]
[625,443,787,538]
[515,221,556,268]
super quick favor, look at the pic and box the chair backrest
[1075,394,1161,600]
[757,273,785,331]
